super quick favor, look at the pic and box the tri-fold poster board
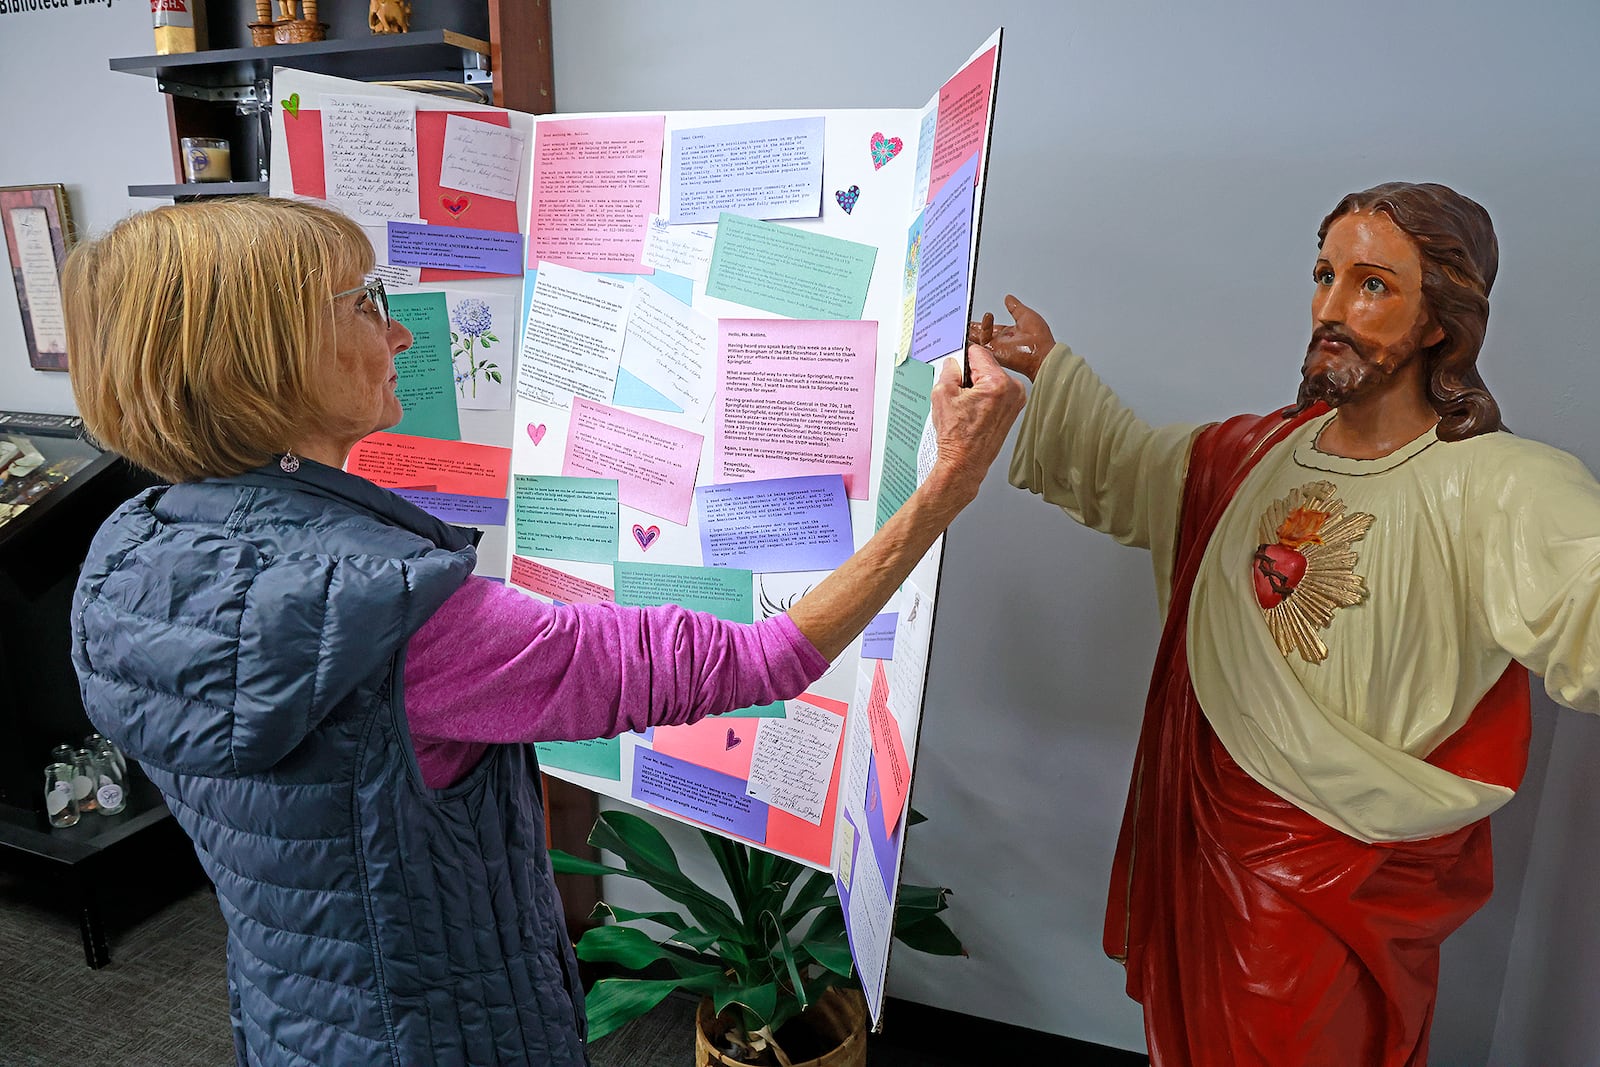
[269,29,1001,1024]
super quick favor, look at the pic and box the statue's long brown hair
[1318,182,1503,441]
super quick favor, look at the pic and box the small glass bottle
[71,749,99,814]
[93,748,127,816]
[87,734,127,780]
[45,763,80,828]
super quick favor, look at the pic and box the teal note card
[705,212,878,320]
[613,561,783,718]
[614,560,753,620]
[513,474,620,563]
[875,358,936,531]
[536,737,622,780]
[387,292,461,441]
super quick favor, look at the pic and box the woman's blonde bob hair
[64,197,372,483]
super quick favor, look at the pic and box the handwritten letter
[746,699,846,825]
[323,96,419,220]
[619,282,716,423]
[440,114,526,201]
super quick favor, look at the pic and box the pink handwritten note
[562,398,704,525]
[865,661,910,837]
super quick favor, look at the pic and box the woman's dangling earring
[279,451,301,473]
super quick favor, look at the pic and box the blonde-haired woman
[64,197,1023,1066]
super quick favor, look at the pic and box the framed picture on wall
[0,184,75,372]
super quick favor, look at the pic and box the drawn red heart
[725,728,742,751]
[526,423,547,445]
[440,194,470,217]
[633,524,660,551]
[1253,543,1307,609]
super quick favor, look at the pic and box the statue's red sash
[1104,405,1530,1066]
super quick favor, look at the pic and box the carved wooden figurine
[369,0,412,35]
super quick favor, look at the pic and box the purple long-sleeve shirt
[403,576,830,787]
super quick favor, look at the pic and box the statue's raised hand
[968,295,1056,382]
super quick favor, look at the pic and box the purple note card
[696,474,853,572]
[864,752,904,897]
[909,152,980,363]
[633,748,768,842]
[388,221,525,275]
[392,488,510,526]
[862,613,897,659]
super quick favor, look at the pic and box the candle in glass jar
[181,137,232,183]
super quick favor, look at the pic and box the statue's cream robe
[1012,344,1600,843]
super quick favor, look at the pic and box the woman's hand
[968,294,1056,382]
[925,342,1028,506]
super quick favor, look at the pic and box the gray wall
[3,1,1596,1061]
[551,2,1600,1061]
[0,0,171,413]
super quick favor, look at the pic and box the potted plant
[550,807,963,1066]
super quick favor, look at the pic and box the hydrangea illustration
[449,298,501,398]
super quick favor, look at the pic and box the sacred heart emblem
[835,185,861,214]
[526,423,547,445]
[1251,481,1375,664]
[281,92,301,119]
[725,728,742,751]
[870,131,903,169]
[632,524,661,551]
[440,194,470,218]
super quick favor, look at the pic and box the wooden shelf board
[109,28,489,87]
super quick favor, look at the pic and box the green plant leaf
[714,979,778,1027]
[700,831,749,918]
[799,905,846,945]
[802,934,854,978]
[597,810,683,874]
[485,333,499,343]
[894,884,950,914]
[584,973,723,1045]
[450,332,459,343]
[548,850,624,878]
[587,813,742,938]
[575,924,722,976]
[893,912,966,957]
[780,869,836,926]
[666,926,721,952]
[589,902,690,931]
[488,371,503,383]
[759,910,809,1011]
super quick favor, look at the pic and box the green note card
[387,292,461,442]
[876,357,936,531]
[705,213,878,321]
[536,737,622,780]
[514,474,620,563]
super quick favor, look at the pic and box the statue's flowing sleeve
[1008,344,1200,615]
[1470,436,1600,712]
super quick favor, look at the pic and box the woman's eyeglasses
[333,278,390,327]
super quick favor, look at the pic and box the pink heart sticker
[526,423,547,445]
[440,194,470,218]
[870,131,904,170]
[632,524,661,551]
[725,728,743,751]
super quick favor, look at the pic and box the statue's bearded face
[1296,211,1443,409]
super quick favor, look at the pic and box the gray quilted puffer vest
[71,459,590,1066]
